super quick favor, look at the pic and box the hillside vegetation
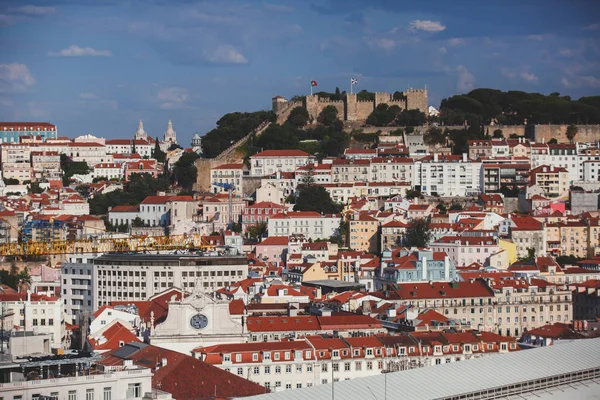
[439,89,600,126]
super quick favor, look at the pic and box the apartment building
[378,249,457,287]
[93,253,248,308]
[93,162,124,180]
[381,220,409,249]
[0,292,65,347]
[61,261,95,322]
[377,278,572,337]
[242,201,287,228]
[529,165,569,198]
[211,163,245,194]
[369,157,413,183]
[331,158,370,184]
[508,215,547,259]
[430,236,500,267]
[250,149,314,176]
[0,122,57,143]
[481,163,530,194]
[193,331,518,392]
[349,213,379,253]
[531,143,579,183]
[413,154,481,196]
[268,212,340,240]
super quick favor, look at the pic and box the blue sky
[1,0,599,145]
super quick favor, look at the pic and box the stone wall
[295,89,428,123]
[530,125,600,143]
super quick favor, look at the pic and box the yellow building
[558,222,589,258]
[349,213,379,253]
[498,239,517,266]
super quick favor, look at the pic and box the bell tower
[134,119,148,140]
[164,119,177,144]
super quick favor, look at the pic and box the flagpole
[350,78,353,94]
[311,81,313,96]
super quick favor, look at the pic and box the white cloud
[527,34,545,41]
[456,65,475,92]
[557,48,572,57]
[0,63,36,93]
[448,38,465,47]
[561,75,600,88]
[520,71,539,82]
[205,45,248,64]
[79,92,98,100]
[365,37,395,51]
[501,68,517,79]
[561,77,571,87]
[9,5,57,15]
[584,23,600,31]
[158,87,191,109]
[410,20,446,32]
[438,46,448,54]
[262,2,293,12]
[48,45,112,57]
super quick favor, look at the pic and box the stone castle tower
[191,133,203,155]
[134,120,148,140]
[164,119,177,144]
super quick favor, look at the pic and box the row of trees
[366,104,426,127]
[440,89,600,126]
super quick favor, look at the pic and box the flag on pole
[311,80,318,86]
[350,77,358,93]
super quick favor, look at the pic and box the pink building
[242,201,286,229]
[255,236,289,264]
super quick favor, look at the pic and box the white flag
[351,78,358,85]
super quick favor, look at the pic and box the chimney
[433,153,439,162]
[462,153,467,162]
[422,256,428,281]
[161,357,167,367]
[444,256,450,280]
[276,170,281,180]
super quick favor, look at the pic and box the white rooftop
[240,338,600,400]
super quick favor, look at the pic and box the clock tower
[151,290,247,353]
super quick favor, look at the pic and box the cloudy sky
[1,0,599,145]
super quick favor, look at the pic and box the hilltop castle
[272,89,428,122]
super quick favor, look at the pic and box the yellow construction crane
[0,234,216,257]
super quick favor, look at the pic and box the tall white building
[135,119,148,140]
[61,259,95,322]
[93,253,249,309]
[413,154,481,196]
[164,119,177,144]
[250,150,314,176]
[267,212,341,240]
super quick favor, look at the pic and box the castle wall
[356,101,375,121]
[317,100,345,121]
[531,125,600,143]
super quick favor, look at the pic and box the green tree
[424,126,446,146]
[437,202,447,214]
[132,137,137,154]
[293,185,341,214]
[247,222,267,239]
[28,182,44,194]
[317,105,339,126]
[17,267,32,293]
[287,107,310,127]
[548,138,558,144]
[405,219,432,248]
[449,201,463,211]
[153,137,166,162]
[171,152,200,190]
[9,260,18,277]
[493,129,504,139]
[132,217,144,227]
[566,124,578,143]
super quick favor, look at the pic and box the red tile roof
[102,344,267,399]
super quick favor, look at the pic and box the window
[285,365,292,373]
[355,361,362,370]
[332,363,339,372]
[237,368,243,375]
[274,353,280,361]
[253,366,260,374]
[307,364,313,372]
[275,366,281,374]
[224,354,231,362]
[344,362,351,371]
[367,361,373,370]
[236,354,242,362]
[264,352,271,361]
[296,364,302,373]
[264,366,271,374]
[252,353,259,361]
[68,392,77,400]
[86,390,94,400]
[127,383,141,398]
[322,363,328,372]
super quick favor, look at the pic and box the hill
[439,89,600,126]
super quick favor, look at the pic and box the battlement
[274,88,428,122]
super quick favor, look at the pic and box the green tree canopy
[287,107,310,127]
[171,151,200,190]
[424,126,446,146]
[405,219,432,248]
[566,124,578,143]
[293,185,341,214]
[153,137,166,162]
[317,105,340,126]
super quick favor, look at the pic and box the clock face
[190,313,209,329]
